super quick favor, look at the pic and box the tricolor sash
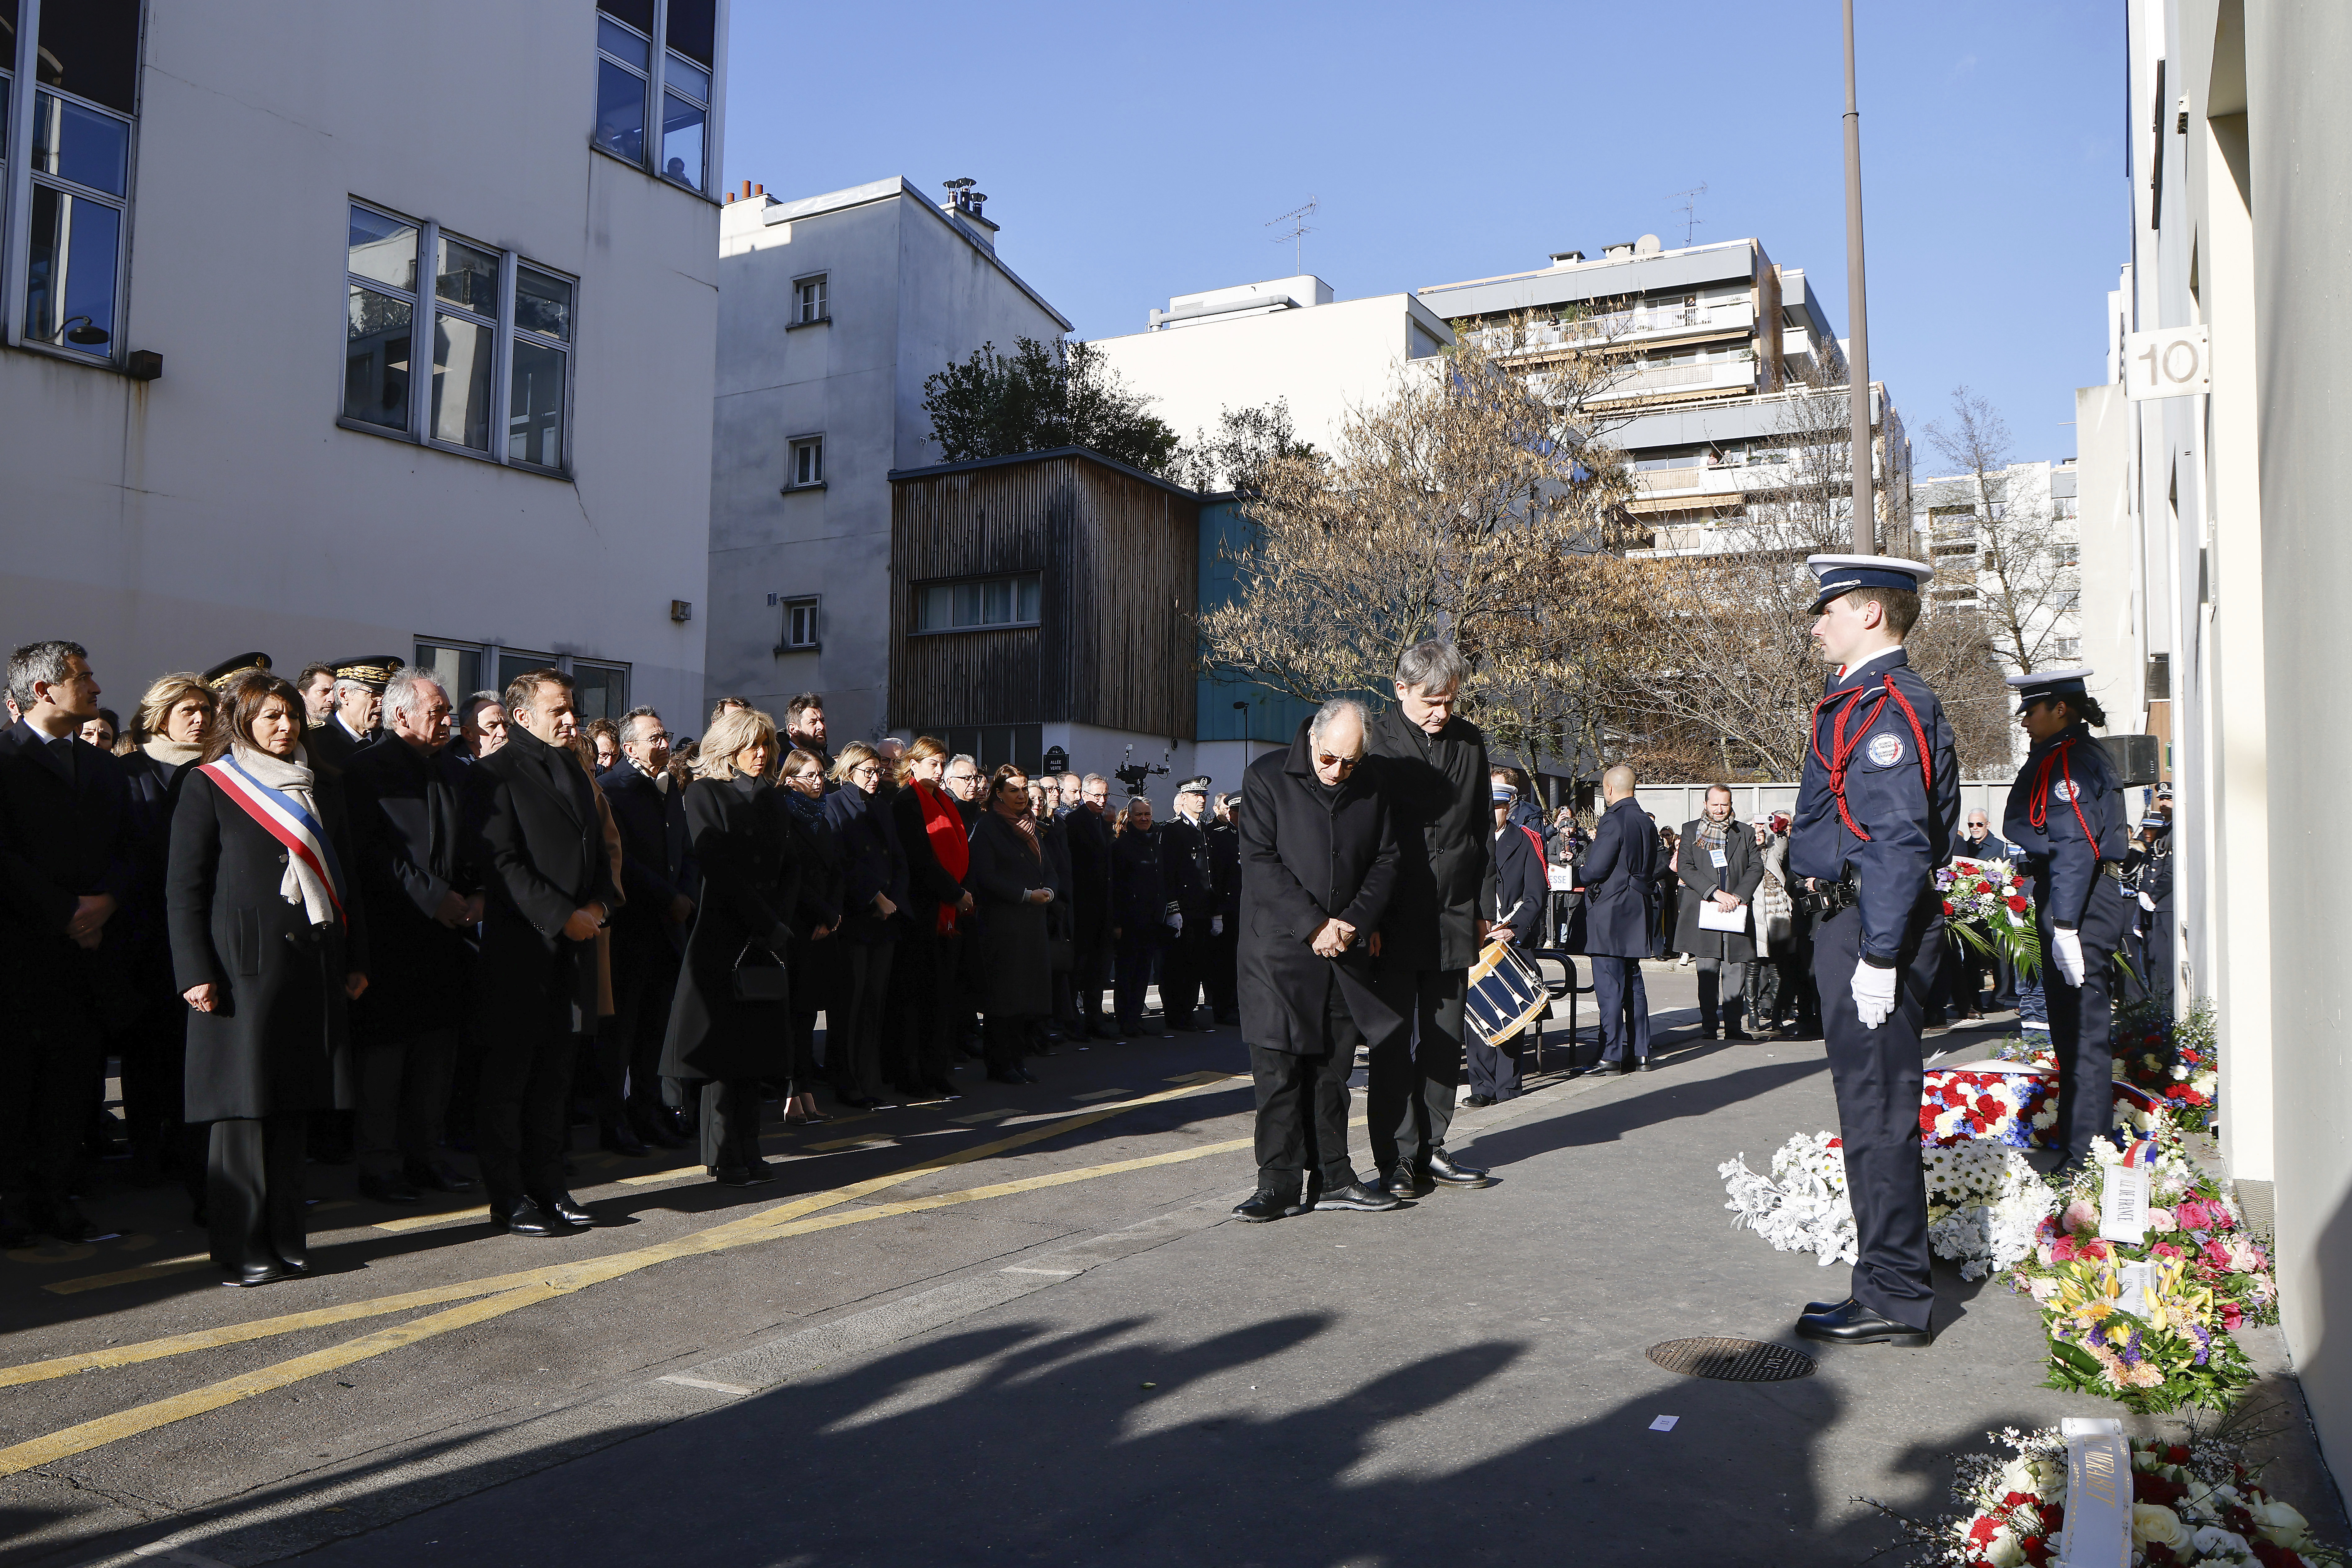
[200,755,346,922]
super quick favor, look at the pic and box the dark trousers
[207,1113,309,1273]
[116,983,191,1175]
[606,937,682,1117]
[1159,923,1209,1027]
[2046,932,2121,1162]
[476,992,578,1215]
[1812,904,1938,1332]
[1112,931,1158,1031]
[787,1010,819,1094]
[1696,954,1747,1032]
[886,924,955,1088]
[1367,965,1465,1172]
[356,1027,456,1178]
[0,1007,100,1213]
[1248,1001,1360,1200]
[1466,1028,1524,1101]
[984,1014,1033,1073]
[1071,920,1112,1030]
[1591,955,1651,1063]
[698,1079,761,1171]
[1206,923,1239,1021]
[831,941,895,1099]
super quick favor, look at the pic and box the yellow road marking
[807,1134,895,1152]
[370,1206,493,1234]
[43,1254,211,1296]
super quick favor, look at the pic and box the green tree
[921,336,1180,474]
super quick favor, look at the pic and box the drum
[1464,938,1548,1047]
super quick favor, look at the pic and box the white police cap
[2005,666,2093,713]
[1805,554,1933,612]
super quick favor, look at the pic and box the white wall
[706,182,1068,745]
[0,2,720,727]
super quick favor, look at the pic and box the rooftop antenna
[1266,195,1318,275]
[1669,183,1708,247]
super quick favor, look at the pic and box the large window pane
[497,650,555,694]
[31,91,127,194]
[37,0,140,115]
[432,313,494,451]
[665,52,709,103]
[571,664,627,725]
[596,0,654,35]
[660,93,703,186]
[595,58,646,162]
[348,205,417,292]
[343,285,412,429]
[412,642,483,700]
[435,235,499,315]
[596,14,647,69]
[666,0,715,65]
[24,185,120,349]
[508,338,567,469]
[515,268,572,341]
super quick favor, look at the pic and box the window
[4,0,142,365]
[794,275,828,325]
[343,201,574,472]
[413,640,485,699]
[787,436,824,488]
[418,640,626,715]
[569,659,630,725]
[778,596,820,651]
[938,724,1043,775]
[2055,638,2081,659]
[592,0,716,195]
[916,573,1043,633]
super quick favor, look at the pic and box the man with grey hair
[1233,697,1402,1219]
[1365,638,1497,1196]
[598,706,698,1152]
[456,691,508,762]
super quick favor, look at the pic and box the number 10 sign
[2124,326,2212,400]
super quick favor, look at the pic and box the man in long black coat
[1064,774,1116,1038]
[466,669,618,1237]
[343,671,480,1203]
[1676,785,1765,1039]
[0,640,131,1243]
[598,708,698,1152]
[1205,794,1242,1025]
[1156,776,1216,1031]
[1581,765,1658,1071]
[1234,701,1402,1220]
[1366,640,1498,1197]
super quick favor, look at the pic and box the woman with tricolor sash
[167,674,369,1287]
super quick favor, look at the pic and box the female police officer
[2001,669,2129,1171]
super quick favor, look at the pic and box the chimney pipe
[741,179,753,200]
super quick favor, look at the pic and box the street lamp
[1234,700,1251,766]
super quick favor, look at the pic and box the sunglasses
[1316,753,1359,772]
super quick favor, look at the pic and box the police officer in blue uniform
[2001,668,2129,1169]
[1787,555,1958,1349]
[2125,812,2174,1016]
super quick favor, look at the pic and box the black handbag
[731,939,791,1003]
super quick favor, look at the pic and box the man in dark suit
[1063,773,1116,1038]
[1206,792,1242,1025]
[1580,764,1657,1073]
[466,668,618,1237]
[306,656,403,771]
[599,706,698,1152]
[1157,776,1216,1031]
[1366,640,1497,1197]
[0,640,132,1242]
[343,670,480,1204]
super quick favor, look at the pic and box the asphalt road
[2,966,2340,1568]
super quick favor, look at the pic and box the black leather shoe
[222,1263,289,1287]
[741,1157,778,1186]
[1463,1094,1495,1109]
[1379,1165,1434,1200]
[1232,1191,1305,1222]
[546,1192,595,1226]
[1805,1296,1853,1317]
[277,1256,313,1277]
[500,1198,578,1237]
[1017,1066,1040,1084]
[918,1079,963,1102]
[1425,1150,1492,1188]
[598,1117,650,1157]
[1633,1058,1652,1072]
[1724,1024,1752,1041]
[711,1166,753,1188]
[405,1159,476,1193]
[358,1170,424,1204]
[631,1108,689,1150]
[1313,1181,1402,1212]
[1795,1299,1933,1347]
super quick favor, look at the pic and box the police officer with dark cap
[2002,667,2130,1170]
[2124,810,2174,1014]
[1158,775,1216,1031]
[1787,554,1958,1349]
[1205,791,1242,1024]
[308,656,403,770]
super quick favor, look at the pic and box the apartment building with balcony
[1913,458,2082,656]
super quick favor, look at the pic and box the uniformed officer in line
[1787,555,1958,1349]
[2002,669,2130,1169]
[2125,811,2175,1015]
[1157,776,1217,1031]
[307,656,404,771]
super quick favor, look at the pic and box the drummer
[1468,769,1550,1107]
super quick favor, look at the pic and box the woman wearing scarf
[823,742,906,1109]
[965,764,1055,1084]
[883,736,972,1101]
[659,707,800,1186]
[167,675,369,1287]
[774,748,841,1124]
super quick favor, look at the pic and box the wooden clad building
[888,448,1200,768]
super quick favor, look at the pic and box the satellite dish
[1635,234,1663,255]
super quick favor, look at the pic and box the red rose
[1942,900,1956,917]
[1975,1095,2003,1120]
[2007,894,2030,913]
[2221,1302,2244,1331]
[2082,1239,2111,1261]
[1827,1137,1843,1149]
[1919,1106,1938,1132]
[2166,1445,2190,1464]
[1969,1515,2000,1546]
[2203,1239,2233,1267]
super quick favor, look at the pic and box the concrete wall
[706,183,1067,746]
[0,2,720,726]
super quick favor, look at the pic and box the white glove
[1850,959,1897,1030]
[1169,912,1184,937]
[2051,927,2085,987]
[1211,915,1224,936]
[2137,891,2156,913]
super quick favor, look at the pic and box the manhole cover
[1645,1337,1815,1382]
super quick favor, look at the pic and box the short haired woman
[1108,795,1169,1037]
[586,717,622,774]
[822,742,906,1109]
[660,706,800,1185]
[167,676,369,1286]
[774,747,841,1124]
[966,765,1056,1083]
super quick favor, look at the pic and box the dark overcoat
[824,784,906,945]
[892,781,969,935]
[774,788,845,1013]
[599,762,699,958]
[167,760,367,1121]
[1491,822,1549,950]
[1365,705,1496,973]
[1062,804,1114,938]
[1109,825,1167,937]
[964,809,1054,1016]
[117,745,197,997]
[1579,796,1657,959]
[343,735,477,1044]
[1159,813,1211,918]
[0,720,133,1033]
[1674,815,1765,961]
[465,726,615,1034]
[662,776,799,1081]
[1238,721,1402,1054]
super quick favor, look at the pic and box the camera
[1115,743,1170,798]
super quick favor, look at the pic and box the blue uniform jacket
[2001,725,2127,929]
[1788,649,1961,962]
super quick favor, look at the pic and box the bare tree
[1922,385,2079,674]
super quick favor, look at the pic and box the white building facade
[0,0,728,728]
[705,178,1069,746]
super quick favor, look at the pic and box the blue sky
[722,0,2121,470]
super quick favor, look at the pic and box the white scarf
[232,741,339,927]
